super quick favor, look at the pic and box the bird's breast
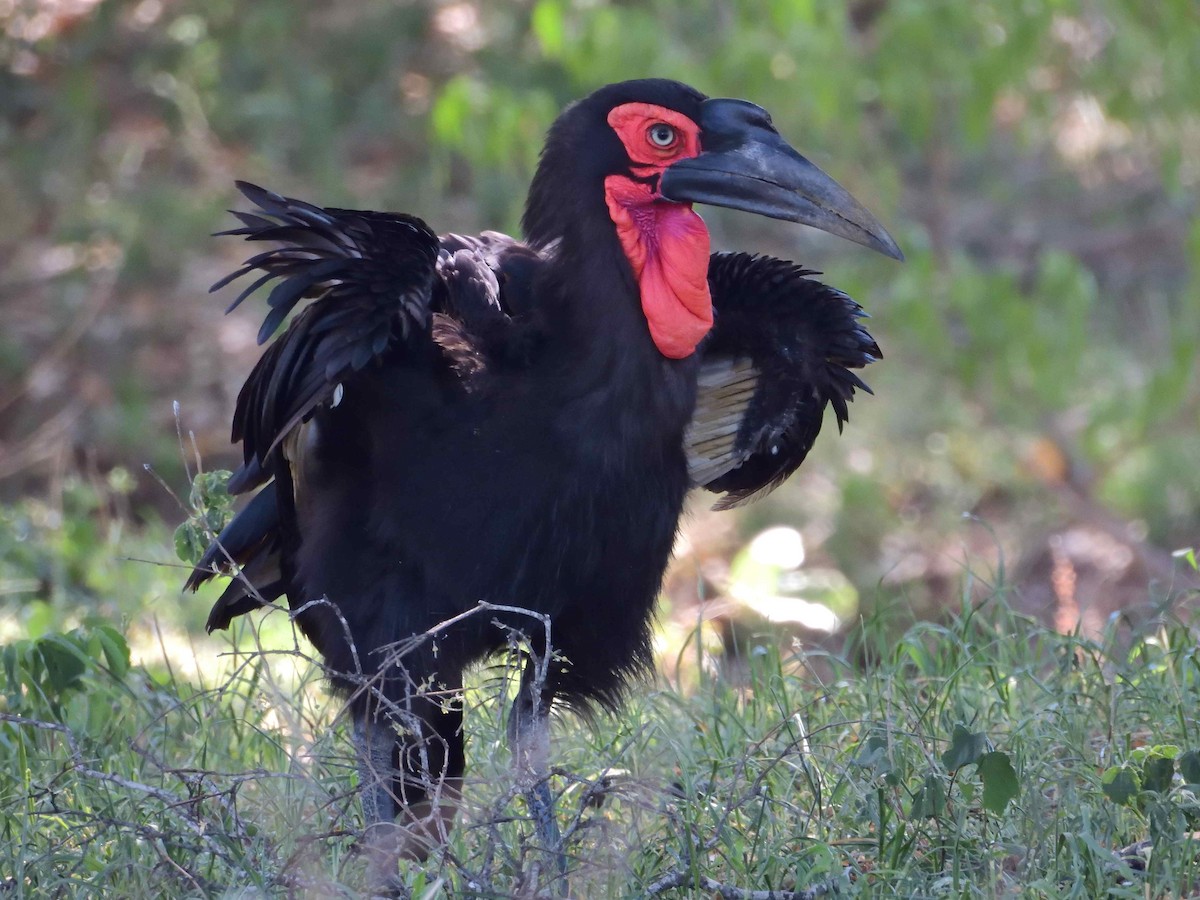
[289,345,697,654]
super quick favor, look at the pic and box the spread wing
[215,182,440,491]
[185,182,529,630]
[687,252,879,509]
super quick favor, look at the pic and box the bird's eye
[647,123,678,148]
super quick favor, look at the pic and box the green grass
[2,494,1199,897]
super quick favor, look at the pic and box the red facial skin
[604,103,712,359]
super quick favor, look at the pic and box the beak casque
[660,98,903,261]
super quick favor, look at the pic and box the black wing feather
[184,483,285,632]
[187,183,551,629]
[186,182,441,628]
[217,182,439,475]
[688,252,879,509]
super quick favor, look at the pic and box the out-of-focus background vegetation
[2,0,1196,638]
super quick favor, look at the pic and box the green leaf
[531,0,565,58]
[24,601,54,638]
[94,625,131,680]
[977,751,1019,815]
[1179,750,1200,786]
[174,520,202,564]
[189,470,234,513]
[1147,797,1186,843]
[1102,766,1141,806]
[1171,547,1198,573]
[36,634,88,695]
[854,732,900,785]
[175,470,234,564]
[855,733,888,768]
[431,75,475,147]
[2,641,34,706]
[942,724,989,771]
[911,772,946,819]
[1142,755,1175,794]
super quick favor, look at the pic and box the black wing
[186,182,442,626]
[187,486,285,630]
[220,182,440,486]
[687,252,879,509]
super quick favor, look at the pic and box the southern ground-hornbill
[185,79,900,871]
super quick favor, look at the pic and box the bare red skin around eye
[606,103,702,170]
[603,103,712,359]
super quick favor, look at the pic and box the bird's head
[524,79,900,359]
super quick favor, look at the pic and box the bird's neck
[603,175,713,359]
[533,224,700,445]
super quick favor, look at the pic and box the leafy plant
[1,623,130,720]
[173,469,235,565]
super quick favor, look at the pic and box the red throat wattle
[602,102,712,359]
[605,176,712,359]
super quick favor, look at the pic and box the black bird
[186,79,899,872]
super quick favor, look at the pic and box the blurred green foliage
[0,0,1196,616]
[2,621,130,720]
[0,471,205,638]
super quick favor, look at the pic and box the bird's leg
[508,667,563,874]
[392,691,464,860]
[355,713,400,825]
[353,710,405,889]
[354,685,466,890]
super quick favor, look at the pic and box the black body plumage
[185,79,887,864]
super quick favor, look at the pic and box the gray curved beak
[660,98,903,261]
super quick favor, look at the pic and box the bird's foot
[358,822,408,897]
[524,777,567,879]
